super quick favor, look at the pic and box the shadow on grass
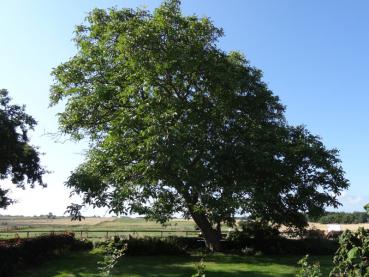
[18,251,103,277]
[18,252,333,277]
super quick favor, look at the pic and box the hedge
[224,237,339,255]
[0,232,92,276]
[96,236,191,256]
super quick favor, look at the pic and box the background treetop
[0,89,46,209]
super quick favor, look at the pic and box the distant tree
[50,0,349,251]
[309,212,369,224]
[0,89,46,209]
[47,212,56,219]
[364,204,369,215]
[65,203,85,221]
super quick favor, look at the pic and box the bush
[192,256,206,277]
[225,236,338,255]
[225,219,338,255]
[96,236,188,256]
[165,236,206,251]
[227,219,280,245]
[296,255,322,277]
[330,228,369,276]
[98,237,127,276]
[302,228,326,240]
[0,233,92,276]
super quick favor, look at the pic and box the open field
[2,215,369,240]
[0,216,194,230]
[0,216,116,229]
[18,251,333,277]
[0,216,200,239]
[309,222,369,232]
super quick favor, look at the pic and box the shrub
[241,246,256,256]
[296,255,322,277]
[225,236,338,255]
[98,236,127,277]
[227,219,280,246]
[330,228,369,276]
[166,236,205,250]
[302,228,326,240]
[0,233,92,276]
[225,219,338,255]
[96,236,188,256]
[192,256,206,277]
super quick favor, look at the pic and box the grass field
[0,216,200,239]
[18,250,333,277]
[0,216,191,228]
[0,216,195,230]
[2,215,369,240]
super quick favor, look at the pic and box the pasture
[1,215,368,240]
[0,216,201,239]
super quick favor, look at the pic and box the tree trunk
[191,212,222,252]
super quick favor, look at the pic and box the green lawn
[18,251,333,277]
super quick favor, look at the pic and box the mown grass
[18,250,333,277]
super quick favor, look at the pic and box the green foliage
[192,256,206,277]
[296,255,322,277]
[64,203,85,221]
[98,237,127,277]
[50,0,349,251]
[364,204,369,215]
[308,212,368,224]
[96,236,188,256]
[0,233,92,276]
[227,219,281,252]
[234,219,280,240]
[330,228,369,276]
[0,89,46,208]
[226,225,338,255]
[301,228,326,240]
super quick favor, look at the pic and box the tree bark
[177,183,222,251]
[191,212,222,252]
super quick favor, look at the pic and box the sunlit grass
[18,250,333,277]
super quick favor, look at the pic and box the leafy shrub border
[0,232,92,276]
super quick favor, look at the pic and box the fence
[0,229,210,240]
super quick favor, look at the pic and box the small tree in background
[364,204,369,215]
[65,203,85,221]
[50,0,349,251]
[47,212,56,219]
[0,89,46,209]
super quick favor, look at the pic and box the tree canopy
[0,89,46,208]
[50,0,349,251]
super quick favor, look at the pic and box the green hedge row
[0,233,92,276]
[224,237,339,255]
[96,236,190,256]
[96,235,338,256]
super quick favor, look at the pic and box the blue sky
[1,0,368,216]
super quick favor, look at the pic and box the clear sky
[1,0,368,216]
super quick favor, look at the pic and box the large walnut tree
[50,0,348,251]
